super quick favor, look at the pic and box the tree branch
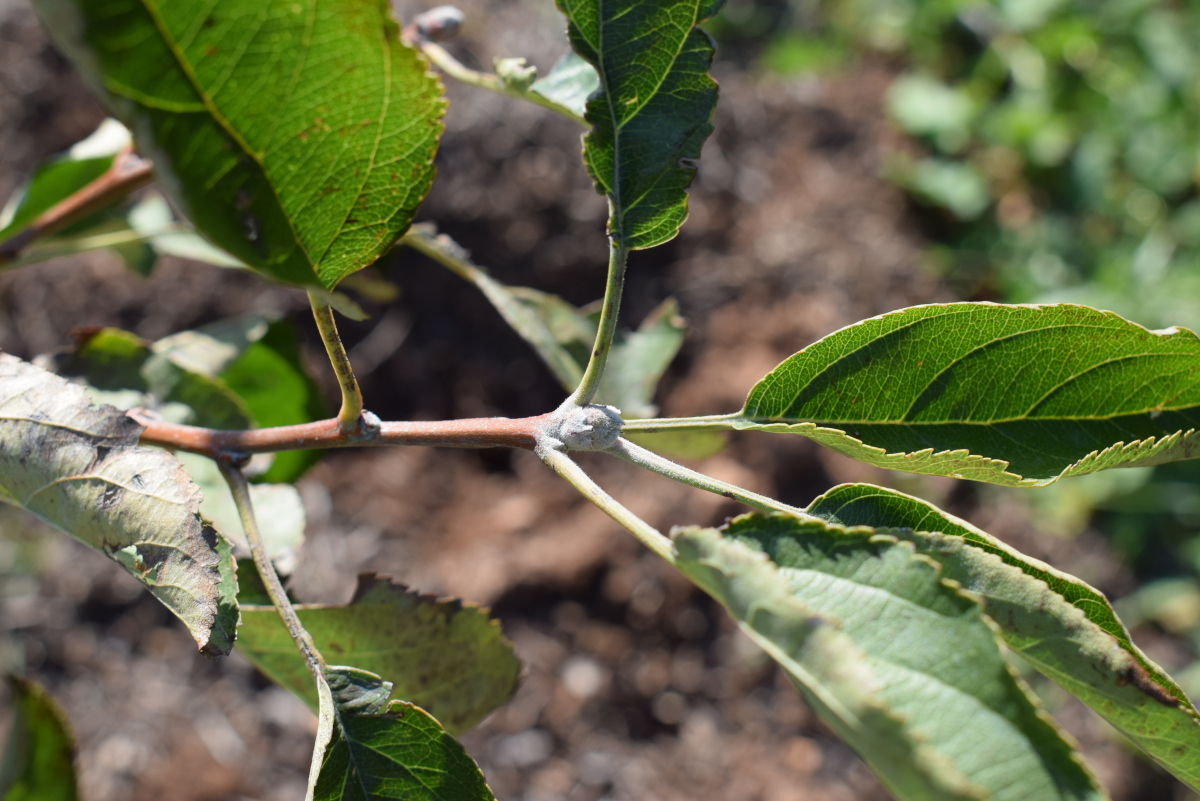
[0,147,153,265]
[132,412,549,457]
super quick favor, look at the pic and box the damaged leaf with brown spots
[0,355,238,657]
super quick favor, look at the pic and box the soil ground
[0,0,1191,798]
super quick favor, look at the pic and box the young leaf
[314,695,496,801]
[0,355,238,656]
[0,677,77,801]
[33,0,446,289]
[673,514,1104,801]
[0,118,130,245]
[558,0,720,249]
[237,575,520,735]
[529,51,599,120]
[808,483,1200,790]
[632,303,1200,486]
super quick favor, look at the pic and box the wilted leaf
[629,304,1200,486]
[34,0,446,288]
[529,51,599,120]
[673,514,1104,801]
[558,0,720,249]
[0,677,77,801]
[53,327,252,430]
[0,355,238,656]
[238,575,520,734]
[809,482,1200,789]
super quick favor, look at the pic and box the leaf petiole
[217,458,336,801]
[307,291,371,436]
[570,239,629,406]
[538,445,675,563]
[606,437,820,521]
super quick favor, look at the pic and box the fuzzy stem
[607,437,820,521]
[308,291,366,434]
[217,458,325,681]
[539,446,675,563]
[571,239,628,406]
[132,412,548,457]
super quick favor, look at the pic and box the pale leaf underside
[808,483,1200,790]
[0,354,237,656]
[673,514,1104,801]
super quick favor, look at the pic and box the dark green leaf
[630,303,1200,486]
[673,514,1104,801]
[34,0,446,288]
[313,698,496,801]
[558,0,720,249]
[237,575,520,735]
[808,482,1200,789]
[529,51,599,120]
[0,677,77,801]
[0,355,238,656]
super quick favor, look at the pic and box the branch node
[538,401,624,457]
[343,410,382,441]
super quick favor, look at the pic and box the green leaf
[673,514,1105,801]
[34,0,446,289]
[0,677,77,801]
[808,482,1200,790]
[529,51,599,120]
[558,0,720,249]
[314,695,496,801]
[0,355,239,656]
[219,319,329,483]
[0,118,130,245]
[632,303,1200,486]
[237,575,520,735]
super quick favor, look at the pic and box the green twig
[571,239,628,406]
[539,445,675,563]
[308,291,366,434]
[607,437,820,521]
[416,40,587,127]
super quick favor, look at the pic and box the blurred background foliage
[709,0,1200,699]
